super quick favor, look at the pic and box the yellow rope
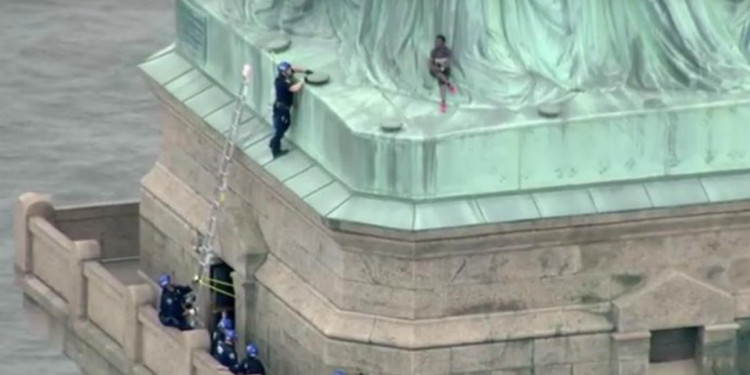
[197,280,236,298]
[197,276,234,287]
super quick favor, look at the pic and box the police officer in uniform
[234,343,266,375]
[215,329,240,372]
[157,274,192,330]
[211,313,233,356]
[269,61,312,159]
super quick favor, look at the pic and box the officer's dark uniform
[215,340,240,372]
[158,284,192,330]
[211,319,231,357]
[211,329,223,356]
[269,74,294,158]
[235,357,266,375]
[210,332,221,356]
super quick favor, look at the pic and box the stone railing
[54,200,140,260]
[14,192,226,375]
[137,306,209,375]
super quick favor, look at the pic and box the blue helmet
[246,343,259,358]
[218,317,233,330]
[225,329,237,342]
[278,61,292,73]
[158,274,171,288]
[332,370,346,375]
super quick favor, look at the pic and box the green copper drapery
[211,0,750,109]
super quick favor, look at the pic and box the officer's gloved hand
[304,69,314,75]
[178,284,193,294]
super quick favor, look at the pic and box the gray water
[0,1,173,373]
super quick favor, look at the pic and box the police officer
[269,61,312,159]
[157,274,192,330]
[233,343,266,375]
[215,329,240,372]
[211,312,233,356]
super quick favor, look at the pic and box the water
[0,1,173,373]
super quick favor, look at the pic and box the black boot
[272,149,289,159]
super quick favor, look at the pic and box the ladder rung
[196,70,252,269]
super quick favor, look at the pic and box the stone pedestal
[231,252,265,353]
[611,331,650,375]
[136,43,750,374]
[231,270,247,349]
[698,323,739,375]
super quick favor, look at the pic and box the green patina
[737,320,750,374]
[139,49,750,231]
[139,0,750,231]
[577,294,606,304]
[613,274,645,288]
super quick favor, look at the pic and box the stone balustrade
[14,192,227,375]
[84,261,130,345]
[13,181,750,375]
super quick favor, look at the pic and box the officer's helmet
[218,317,233,330]
[158,274,171,288]
[332,370,347,375]
[225,329,237,342]
[278,61,292,73]
[246,343,259,358]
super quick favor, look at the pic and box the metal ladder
[195,64,253,271]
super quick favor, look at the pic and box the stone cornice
[257,254,613,350]
[139,55,750,256]
[139,48,750,240]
